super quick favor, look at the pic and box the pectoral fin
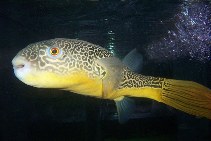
[96,57,136,123]
[114,96,135,123]
[95,57,124,97]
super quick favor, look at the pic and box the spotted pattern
[119,68,165,89]
[18,38,113,78]
[18,38,164,92]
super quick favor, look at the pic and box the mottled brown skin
[16,39,111,78]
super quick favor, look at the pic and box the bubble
[146,2,211,63]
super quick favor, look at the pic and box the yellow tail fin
[160,79,211,119]
[113,70,211,120]
[116,72,211,119]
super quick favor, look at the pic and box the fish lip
[13,64,25,69]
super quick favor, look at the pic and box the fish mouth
[12,55,40,87]
[12,56,28,70]
[13,64,25,69]
[11,56,33,81]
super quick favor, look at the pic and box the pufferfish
[12,38,211,123]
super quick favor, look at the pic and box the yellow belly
[23,69,103,98]
[64,72,103,98]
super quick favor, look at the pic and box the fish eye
[50,47,60,56]
[46,47,63,59]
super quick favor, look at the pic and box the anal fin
[114,96,135,123]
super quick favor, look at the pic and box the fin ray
[160,79,211,119]
[96,57,124,97]
[114,96,135,123]
[123,49,143,73]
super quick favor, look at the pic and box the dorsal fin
[123,48,143,73]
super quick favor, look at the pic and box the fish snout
[12,56,29,70]
[12,55,35,85]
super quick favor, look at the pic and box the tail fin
[160,79,211,119]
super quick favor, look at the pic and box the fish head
[12,38,77,89]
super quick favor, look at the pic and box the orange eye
[50,47,59,56]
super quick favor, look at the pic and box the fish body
[12,38,211,122]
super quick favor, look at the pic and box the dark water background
[0,0,211,141]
